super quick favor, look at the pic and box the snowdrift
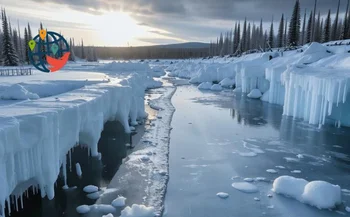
[273,176,342,209]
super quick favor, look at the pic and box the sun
[91,11,146,46]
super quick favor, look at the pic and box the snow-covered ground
[0,61,165,216]
[165,42,350,128]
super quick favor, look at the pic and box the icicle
[7,197,11,216]
[343,81,347,103]
[15,195,18,212]
[62,157,67,186]
[20,195,23,209]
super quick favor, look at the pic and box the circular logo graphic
[28,30,70,73]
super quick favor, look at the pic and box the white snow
[120,204,156,217]
[102,214,114,217]
[0,61,161,212]
[302,181,342,209]
[216,192,229,198]
[76,205,91,214]
[291,170,302,174]
[112,196,127,207]
[236,151,258,157]
[83,185,99,193]
[244,178,254,182]
[247,89,262,99]
[273,176,342,209]
[210,84,223,91]
[231,182,259,193]
[0,84,39,100]
[89,204,116,214]
[197,82,212,90]
[75,163,82,177]
[346,206,350,213]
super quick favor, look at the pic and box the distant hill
[153,42,210,49]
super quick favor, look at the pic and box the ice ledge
[0,78,147,214]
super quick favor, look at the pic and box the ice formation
[0,84,39,100]
[216,192,229,198]
[247,89,262,99]
[273,176,342,209]
[83,185,99,193]
[76,205,91,214]
[167,42,350,128]
[0,62,160,215]
[75,163,82,177]
[210,84,223,91]
[111,196,127,207]
[197,82,212,90]
[120,204,156,217]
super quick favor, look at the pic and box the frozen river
[164,85,350,217]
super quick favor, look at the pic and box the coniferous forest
[1,0,350,65]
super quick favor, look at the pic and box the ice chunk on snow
[297,154,304,159]
[210,84,223,91]
[266,169,278,174]
[198,82,212,90]
[254,197,260,201]
[233,87,242,93]
[237,151,257,157]
[0,84,39,100]
[83,185,99,193]
[102,214,114,217]
[112,196,127,207]
[273,176,308,201]
[232,182,259,193]
[75,163,82,177]
[76,205,90,214]
[120,204,155,217]
[275,166,285,169]
[216,192,229,198]
[219,78,235,88]
[302,181,342,209]
[247,89,262,99]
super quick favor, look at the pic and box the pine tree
[27,23,32,40]
[235,22,241,53]
[39,22,46,61]
[323,10,331,42]
[331,0,340,41]
[259,19,263,49]
[1,9,19,66]
[340,0,350,40]
[17,21,23,62]
[68,38,75,61]
[277,14,284,48]
[12,29,18,55]
[263,30,268,51]
[24,27,29,63]
[268,19,274,49]
[288,0,301,46]
[301,10,307,45]
[284,18,288,47]
[0,25,3,63]
[241,18,247,52]
[92,47,97,61]
[314,11,321,42]
[311,0,317,41]
[81,39,85,59]
[247,23,251,50]
[306,11,313,43]
[319,19,324,42]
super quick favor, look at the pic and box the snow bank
[198,82,212,90]
[120,204,155,217]
[273,176,342,209]
[0,84,39,100]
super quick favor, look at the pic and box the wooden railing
[0,68,32,76]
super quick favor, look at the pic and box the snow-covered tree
[284,18,288,47]
[311,0,317,42]
[68,38,75,61]
[277,14,284,48]
[259,19,263,48]
[17,21,23,62]
[340,0,350,40]
[12,29,18,55]
[288,0,301,46]
[247,23,251,50]
[1,9,19,66]
[314,11,321,42]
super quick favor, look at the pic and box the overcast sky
[3,0,349,46]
